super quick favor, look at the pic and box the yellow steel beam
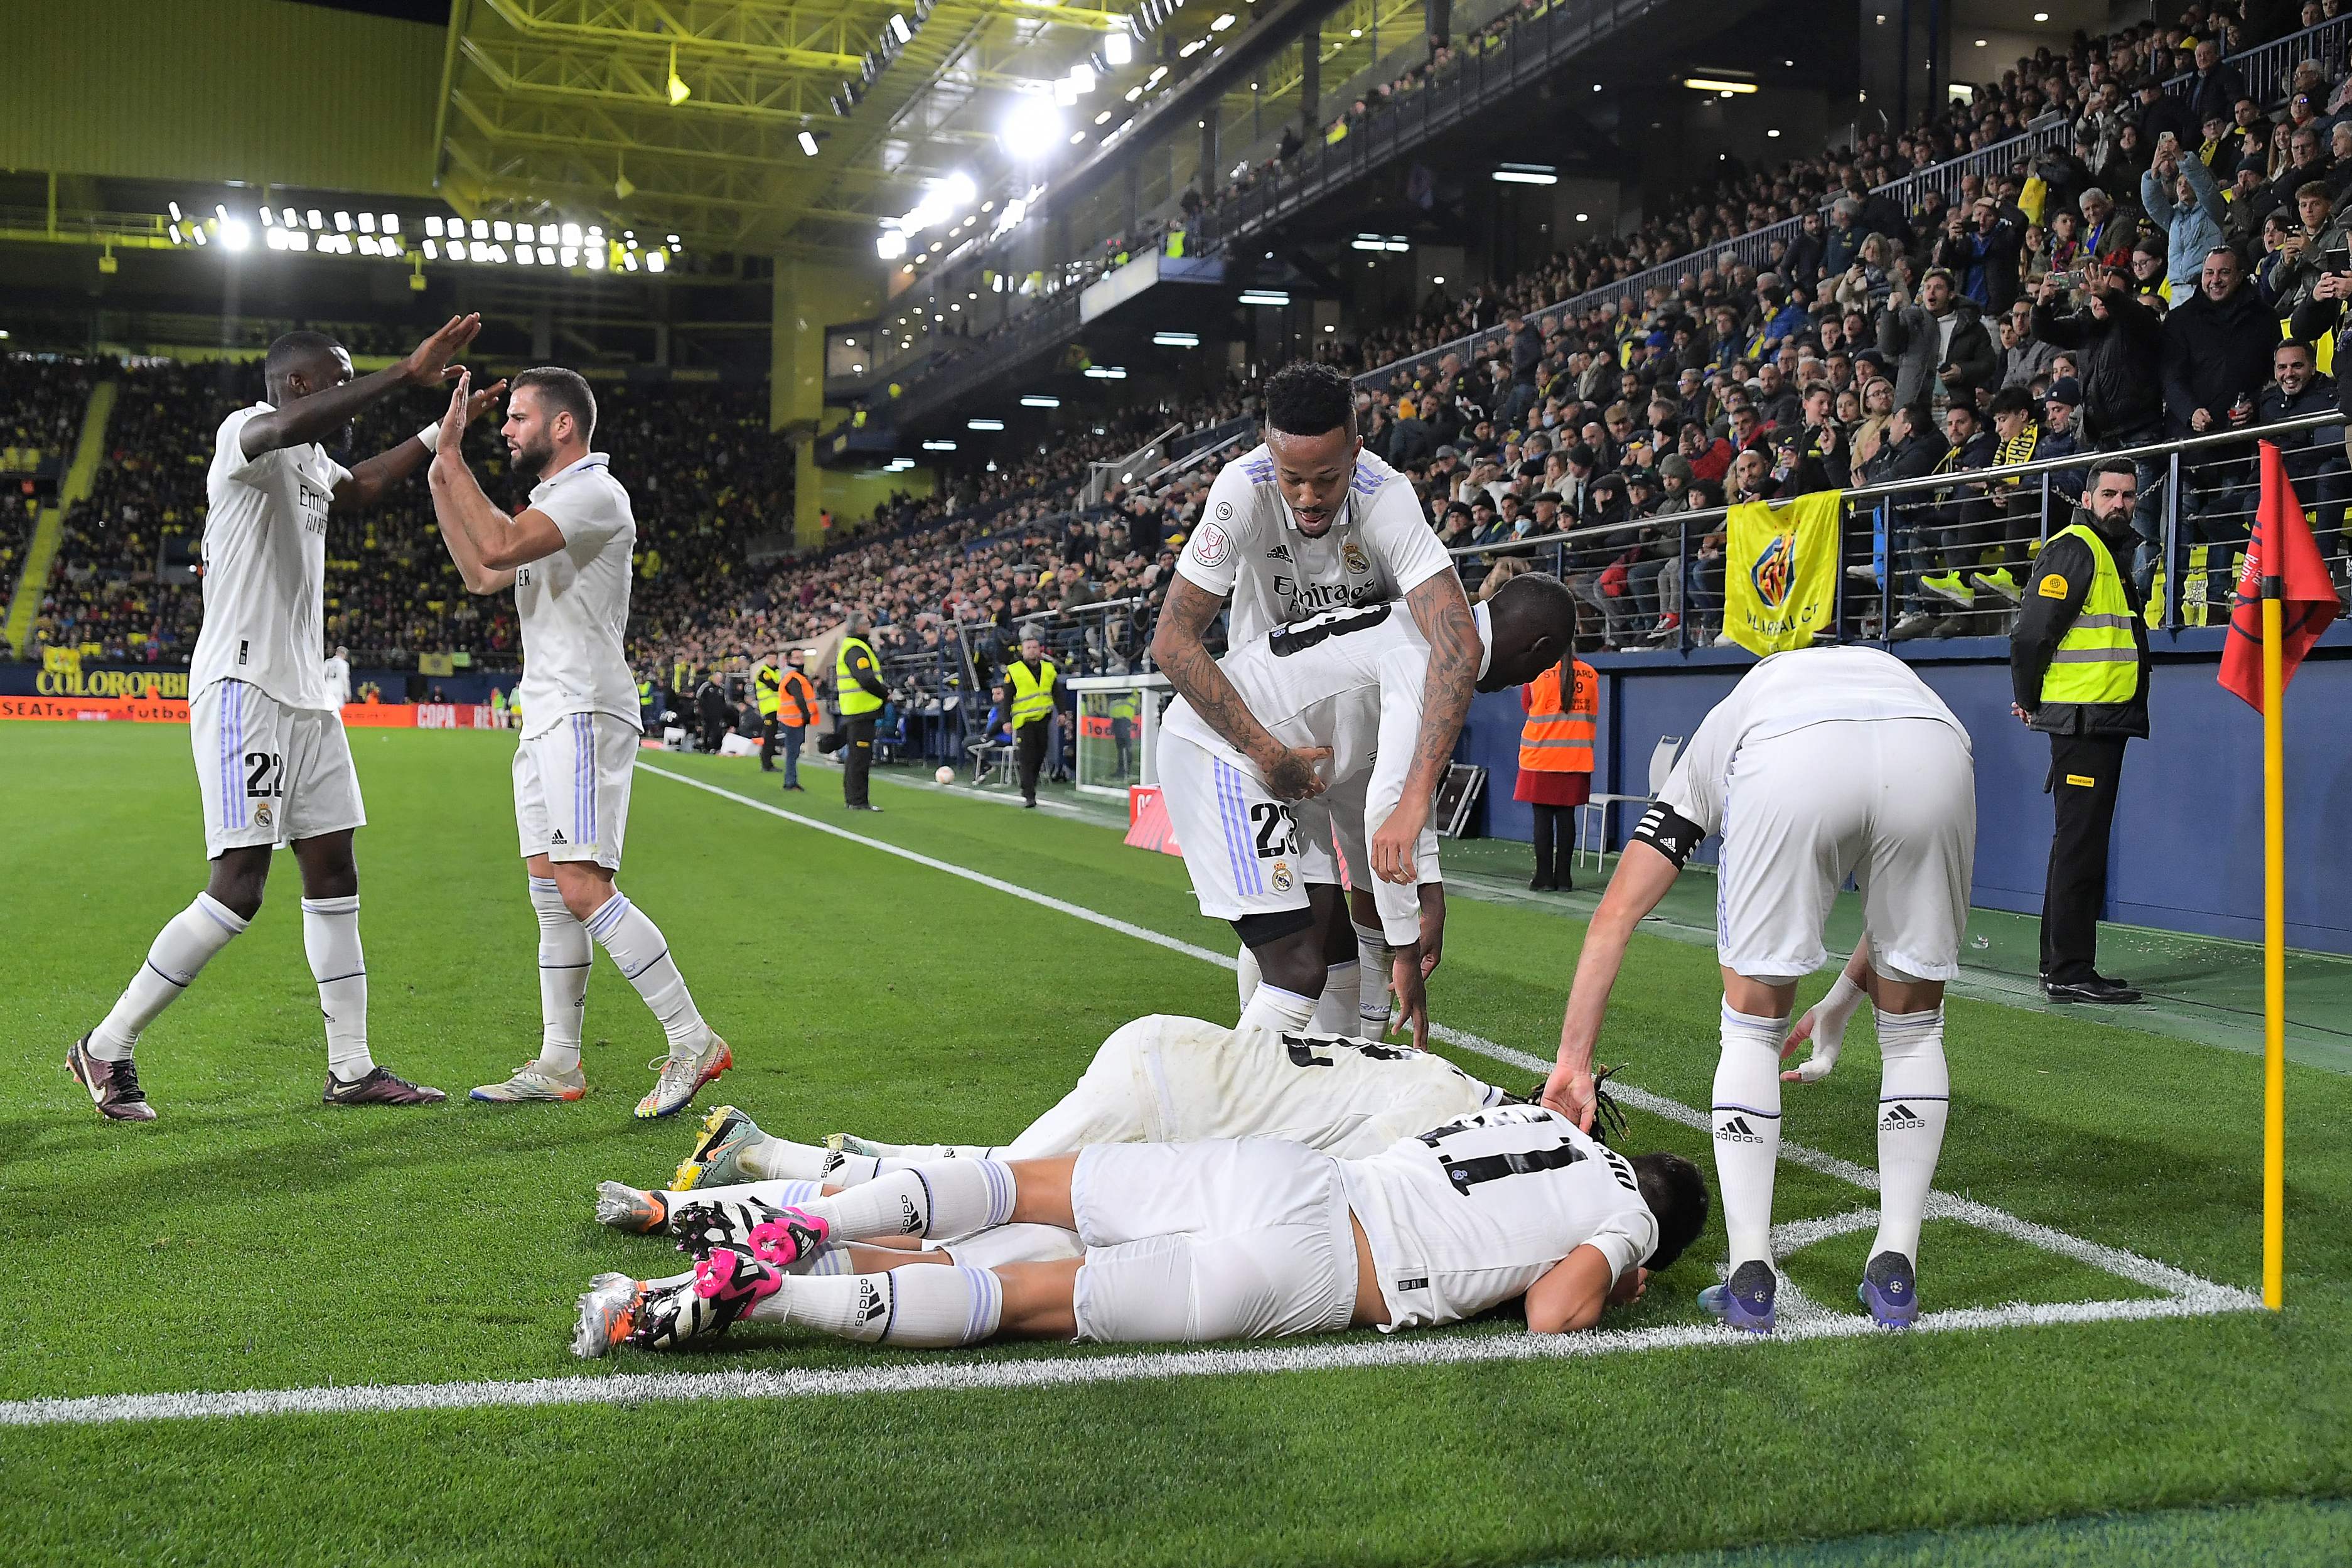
[480,0,867,75]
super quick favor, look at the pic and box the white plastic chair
[1574,734,1683,871]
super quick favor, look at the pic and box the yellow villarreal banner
[1724,490,1842,655]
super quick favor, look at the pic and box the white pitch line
[642,765,2260,1312]
[0,1291,2254,1432]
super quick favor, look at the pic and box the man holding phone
[2031,264,2168,592]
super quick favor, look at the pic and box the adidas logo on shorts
[550,830,567,845]
[1882,1103,1928,1129]
[1715,1115,1767,1144]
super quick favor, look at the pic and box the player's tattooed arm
[1150,576,1329,800]
[336,377,505,510]
[1371,572,1479,883]
[243,314,480,461]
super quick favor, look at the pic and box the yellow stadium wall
[0,0,443,195]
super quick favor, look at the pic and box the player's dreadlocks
[1501,1062,1630,1146]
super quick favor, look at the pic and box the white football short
[1157,731,1332,925]
[190,679,366,859]
[514,711,640,869]
[1715,717,1975,984]
[1069,1139,1360,1344]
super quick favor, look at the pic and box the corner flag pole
[2262,577,2285,1312]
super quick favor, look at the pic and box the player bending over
[574,1104,1707,1358]
[1161,571,1576,1047]
[69,318,495,1117]
[1542,647,1975,1332]
[425,369,733,1119]
[595,1014,1519,1265]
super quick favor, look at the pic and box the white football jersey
[513,453,642,740]
[1658,646,1970,837]
[193,404,350,711]
[1160,600,1495,824]
[1118,1016,1507,1152]
[1341,1104,1660,1330]
[1178,441,1454,645]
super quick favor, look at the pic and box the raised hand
[403,313,483,389]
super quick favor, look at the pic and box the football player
[1158,571,1575,1046]
[593,1014,1523,1268]
[1542,646,1976,1332]
[426,368,734,1118]
[1152,362,1478,1038]
[573,1105,1707,1357]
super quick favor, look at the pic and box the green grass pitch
[1,723,2347,1567]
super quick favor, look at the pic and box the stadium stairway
[4,378,117,658]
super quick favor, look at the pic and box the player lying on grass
[593,1014,1524,1267]
[573,1104,1707,1357]
[1159,570,1577,1050]
[1542,646,1975,1333]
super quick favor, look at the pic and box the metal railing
[1439,412,2352,650]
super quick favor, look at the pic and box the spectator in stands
[2032,263,2171,591]
[2138,73,2200,149]
[1999,297,2061,388]
[1879,269,1998,413]
[2267,124,2333,218]
[2250,336,2348,585]
[2143,132,2230,303]
[1914,401,2005,633]
[2162,243,2279,441]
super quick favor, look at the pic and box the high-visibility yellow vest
[636,679,652,707]
[1006,657,1058,728]
[836,636,884,716]
[1518,658,1596,774]
[2041,524,2140,704]
[753,662,781,717]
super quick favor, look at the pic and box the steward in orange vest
[1517,657,1597,891]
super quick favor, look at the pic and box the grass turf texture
[1,724,2346,1567]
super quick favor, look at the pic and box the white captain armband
[1629,802,1705,869]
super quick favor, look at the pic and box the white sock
[1237,980,1317,1036]
[748,1264,1002,1346]
[1309,961,1360,1034]
[302,894,374,1079]
[739,1178,824,1210]
[1234,943,1260,1010]
[530,877,590,1074]
[90,893,247,1059]
[1872,1006,1951,1265]
[1711,1001,1789,1270]
[743,1136,834,1182]
[1354,923,1392,1034]
[800,1159,1016,1243]
[582,891,711,1056]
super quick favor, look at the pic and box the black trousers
[1016,720,1050,803]
[841,714,876,807]
[2041,731,2127,985]
[1530,803,1572,888]
[699,718,728,753]
[758,715,778,768]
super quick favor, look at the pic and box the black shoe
[1023,798,1038,808]
[759,765,777,773]
[846,803,882,812]
[2043,977,2142,1004]
[1528,877,1558,891]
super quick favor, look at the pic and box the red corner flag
[2219,441,2339,710]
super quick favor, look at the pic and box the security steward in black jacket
[2009,456,2152,1004]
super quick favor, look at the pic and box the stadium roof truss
[434,0,1137,255]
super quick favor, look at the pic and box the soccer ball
[935,766,954,785]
